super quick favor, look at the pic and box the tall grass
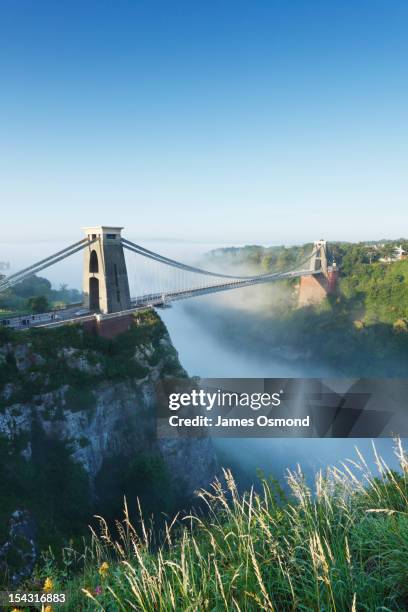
[41,439,408,611]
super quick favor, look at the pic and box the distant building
[379,245,407,263]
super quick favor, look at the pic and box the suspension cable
[0,238,89,287]
[0,238,98,292]
[122,238,317,281]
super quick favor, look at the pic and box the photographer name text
[167,390,310,429]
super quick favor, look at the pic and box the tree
[13,275,52,298]
[27,295,50,314]
[379,243,396,260]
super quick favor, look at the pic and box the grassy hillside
[29,441,408,610]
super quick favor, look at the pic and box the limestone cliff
[0,310,217,584]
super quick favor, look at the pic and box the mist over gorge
[160,240,408,483]
[161,302,401,486]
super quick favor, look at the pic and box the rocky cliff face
[0,377,215,493]
[0,311,217,584]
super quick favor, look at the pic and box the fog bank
[161,299,401,483]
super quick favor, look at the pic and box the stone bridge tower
[82,226,131,314]
[309,239,328,276]
[298,240,337,307]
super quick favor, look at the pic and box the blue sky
[1,1,407,244]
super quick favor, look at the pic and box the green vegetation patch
[0,275,82,316]
[36,445,408,611]
[0,309,184,411]
[0,427,92,586]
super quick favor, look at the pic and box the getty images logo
[168,389,283,411]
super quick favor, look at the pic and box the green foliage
[78,436,90,448]
[0,429,92,585]
[0,309,183,412]
[207,243,314,275]
[64,386,96,412]
[13,276,52,299]
[0,351,18,387]
[95,453,179,528]
[339,258,408,324]
[30,422,93,545]
[27,295,50,314]
[39,444,408,611]
[0,275,82,315]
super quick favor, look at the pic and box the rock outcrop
[0,311,217,584]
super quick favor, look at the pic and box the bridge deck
[2,269,318,329]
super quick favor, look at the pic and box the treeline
[208,239,408,326]
[206,243,314,273]
[207,239,408,276]
[0,275,81,316]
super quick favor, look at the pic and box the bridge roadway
[1,268,318,330]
